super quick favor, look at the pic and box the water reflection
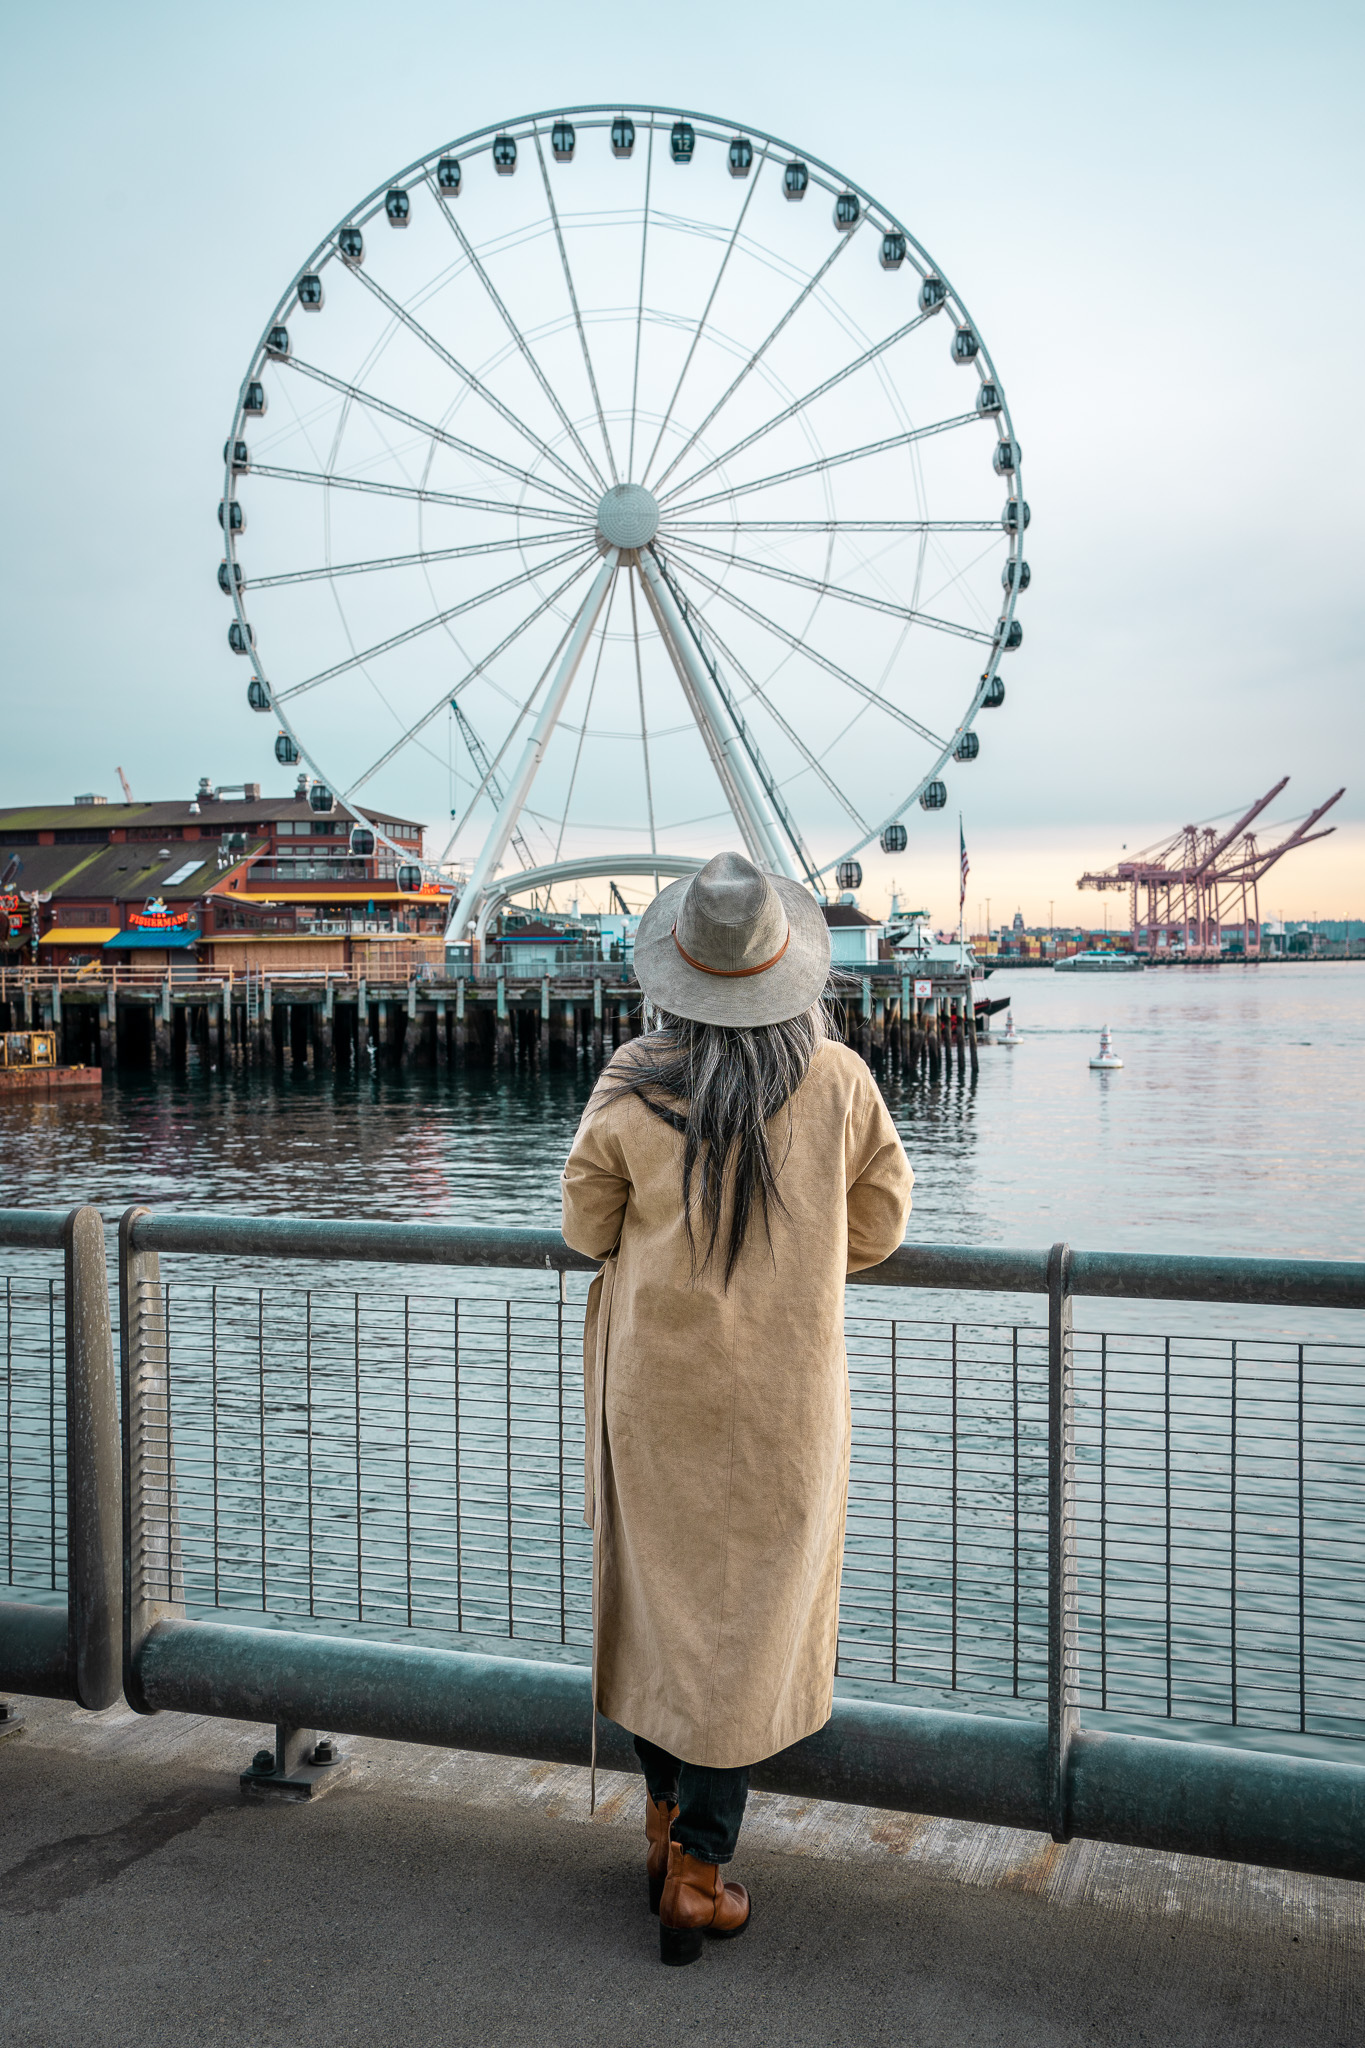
[0,963,1360,1319]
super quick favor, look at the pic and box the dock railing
[1,1208,1363,1880]
[0,1206,121,1710]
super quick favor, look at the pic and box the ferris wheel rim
[220,101,1026,897]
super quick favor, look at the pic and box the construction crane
[609,882,632,918]
[1078,778,1345,958]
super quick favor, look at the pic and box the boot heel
[649,1869,666,1915]
[660,1923,704,1967]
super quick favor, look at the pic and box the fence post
[118,1206,182,1714]
[63,1205,123,1709]
[1047,1241,1077,1843]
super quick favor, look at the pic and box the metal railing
[0,1207,120,1707]
[1,1208,1362,1880]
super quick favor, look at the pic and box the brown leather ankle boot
[658,1841,751,1966]
[645,1791,680,1914]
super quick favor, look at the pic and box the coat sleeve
[846,1080,914,1274]
[561,1093,631,1259]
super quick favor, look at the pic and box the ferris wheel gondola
[218,104,1026,939]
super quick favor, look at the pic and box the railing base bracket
[0,1700,25,1744]
[240,1723,352,1801]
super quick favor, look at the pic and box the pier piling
[0,958,979,1085]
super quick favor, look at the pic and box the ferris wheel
[218,104,1027,941]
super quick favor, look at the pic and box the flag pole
[958,813,966,972]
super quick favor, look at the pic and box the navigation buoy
[1002,1010,1019,1045]
[1089,1024,1123,1070]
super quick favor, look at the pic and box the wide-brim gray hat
[633,852,832,1027]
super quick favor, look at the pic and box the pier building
[1,791,991,1080]
[0,785,440,974]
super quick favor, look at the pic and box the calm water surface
[2,963,1360,1265]
[3,964,1360,1733]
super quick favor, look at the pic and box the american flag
[959,819,970,912]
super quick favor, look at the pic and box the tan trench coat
[560,1037,914,1769]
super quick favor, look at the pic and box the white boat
[1089,1025,1123,1070]
[887,914,981,976]
[1055,950,1144,973]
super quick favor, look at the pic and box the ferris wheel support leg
[446,553,620,947]
[636,551,794,878]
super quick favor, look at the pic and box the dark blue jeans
[633,1734,750,1865]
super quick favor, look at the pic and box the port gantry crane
[1077,778,1345,959]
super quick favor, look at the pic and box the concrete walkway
[1,1695,1360,2047]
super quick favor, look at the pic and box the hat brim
[633,872,832,1027]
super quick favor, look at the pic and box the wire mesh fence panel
[1073,1331,1365,1740]
[0,1274,66,1592]
[842,1313,1050,1703]
[138,1283,594,1653]
[119,1281,1365,1739]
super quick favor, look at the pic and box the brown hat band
[671,922,791,978]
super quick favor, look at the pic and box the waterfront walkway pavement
[2,1696,1360,2047]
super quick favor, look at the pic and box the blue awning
[104,927,199,951]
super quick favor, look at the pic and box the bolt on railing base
[136,1618,1365,1885]
[239,1722,352,1801]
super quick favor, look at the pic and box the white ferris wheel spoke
[424,163,613,496]
[627,571,660,870]
[448,552,621,941]
[636,562,771,869]
[342,558,599,799]
[627,122,655,482]
[249,531,580,591]
[276,542,596,702]
[663,411,981,516]
[346,264,598,502]
[283,356,593,510]
[552,577,619,863]
[646,234,854,496]
[248,463,580,524]
[662,307,936,502]
[668,533,995,644]
[638,143,770,486]
[530,128,619,488]
[667,518,999,533]
[440,608,583,860]
[675,598,872,837]
[645,552,821,884]
[638,549,798,877]
[661,550,948,747]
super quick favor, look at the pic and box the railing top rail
[1064,1247,1365,1311]
[119,1210,1365,1309]
[0,1206,75,1250]
[128,1211,599,1273]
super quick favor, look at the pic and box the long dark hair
[600,999,831,1287]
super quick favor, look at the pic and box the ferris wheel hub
[595,481,660,550]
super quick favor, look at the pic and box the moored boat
[1055,950,1144,973]
[0,1030,102,1094]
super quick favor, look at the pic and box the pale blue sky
[3,0,1361,917]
